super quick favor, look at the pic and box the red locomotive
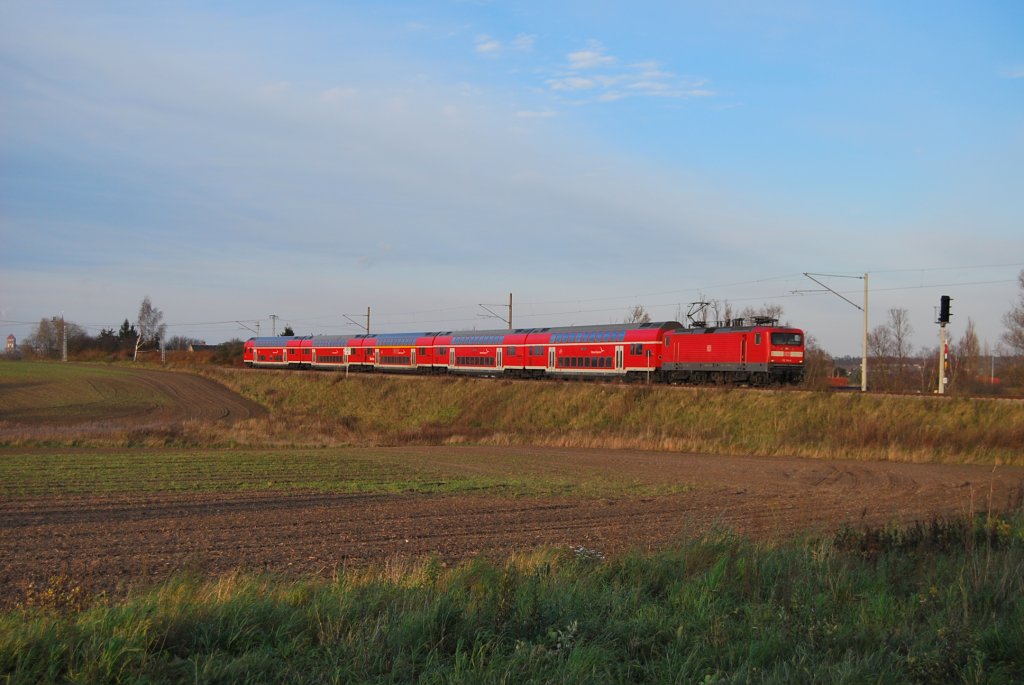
[244,315,804,385]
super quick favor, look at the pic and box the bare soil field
[0,365,265,439]
[3,446,1022,606]
[2,364,1023,607]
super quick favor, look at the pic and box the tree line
[10,271,1024,388]
[15,297,229,362]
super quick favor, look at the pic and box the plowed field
[2,365,1023,606]
[3,446,1022,605]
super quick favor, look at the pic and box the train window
[506,346,515,356]
[755,334,762,345]
[771,332,803,346]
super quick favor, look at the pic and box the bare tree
[868,308,913,391]
[1003,269,1024,354]
[738,303,785,324]
[24,317,87,358]
[800,333,834,390]
[952,318,981,392]
[134,296,167,361]
[624,305,651,324]
[868,325,894,357]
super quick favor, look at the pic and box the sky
[2,1,1022,356]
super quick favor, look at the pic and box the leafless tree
[1003,269,1024,354]
[952,318,981,392]
[134,296,167,361]
[624,305,651,324]
[800,333,834,390]
[868,308,913,391]
[738,303,785,324]
[24,317,86,358]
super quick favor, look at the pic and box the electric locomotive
[244,316,805,385]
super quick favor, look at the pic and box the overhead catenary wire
[6,263,1021,339]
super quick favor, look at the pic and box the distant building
[5,335,14,352]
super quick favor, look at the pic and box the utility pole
[343,307,371,334]
[799,272,869,392]
[862,273,868,393]
[479,293,513,330]
[236,321,260,336]
[61,313,67,363]
[270,314,279,336]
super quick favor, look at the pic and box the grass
[3,362,1024,682]
[0,447,694,499]
[0,363,171,424]
[205,368,1024,465]
[2,515,1022,684]
[4,360,1024,463]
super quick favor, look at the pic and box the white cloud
[1003,65,1024,79]
[475,34,501,56]
[546,76,596,92]
[511,33,535,52]
[545,47,714,104]
[567,41,616,69]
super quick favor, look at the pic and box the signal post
[937,295,951,394]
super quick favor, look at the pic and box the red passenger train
[244,317,805,385]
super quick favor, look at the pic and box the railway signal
[938,295,952,324]
[936,295,952,394]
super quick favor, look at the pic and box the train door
[740,335,747,368]
[374,348,379,366]
[615,345,624,370]
[548,348,556,370]
[450,348,456,367]
[411,348,416,367]
[496,348,503,369]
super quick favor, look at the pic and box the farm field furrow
[2,445,1022,606]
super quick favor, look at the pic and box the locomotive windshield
[770,332,802,346]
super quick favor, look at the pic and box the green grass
[209,369,1024,465]
[0,363,170,424]
[3,516,1022,684]
[5,361,1024,464]
[0,448,693,499]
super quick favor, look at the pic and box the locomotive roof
[675,323,801,334]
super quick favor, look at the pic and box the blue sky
[2,1,1022,355]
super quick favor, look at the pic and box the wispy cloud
[546,76,597,92]
[1003,65,1024,79]
[474,34,501,56]
[510,33,535,52]
[567,41,616,69]
[546,44,715,103]
[475,32,535,57]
